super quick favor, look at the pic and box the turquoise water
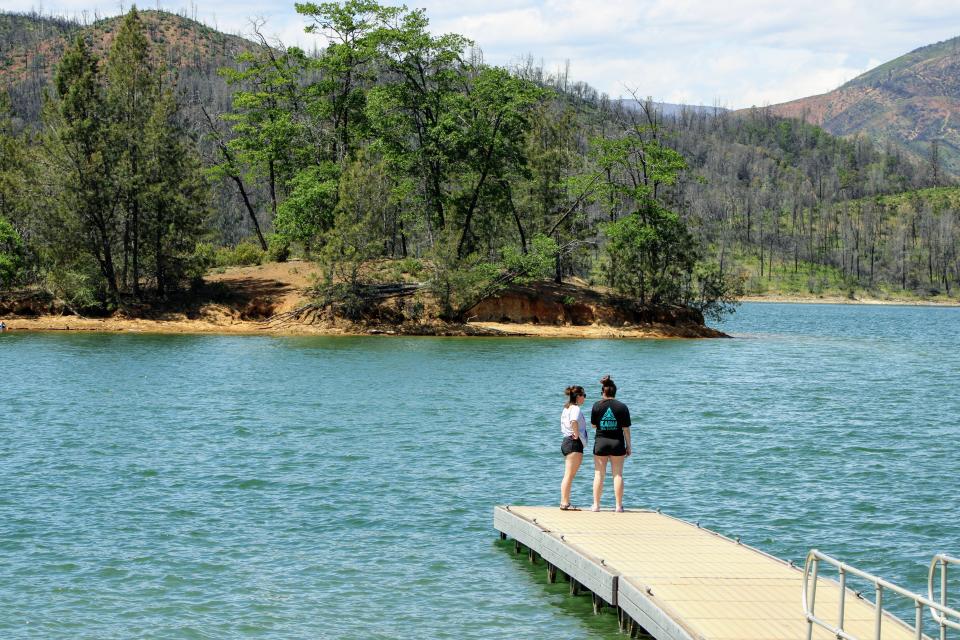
[2,303,959,638]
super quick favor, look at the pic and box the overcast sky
[7,0,960,108]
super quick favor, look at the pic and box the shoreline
[740,294,960,307]
[0,315,726,339]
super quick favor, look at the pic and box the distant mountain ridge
[760,36,960,175]
[616,98,727,118]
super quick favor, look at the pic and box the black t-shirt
[591,399,631,440]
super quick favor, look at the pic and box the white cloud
[5,0,960,107]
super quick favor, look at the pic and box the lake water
[2,303,959,638]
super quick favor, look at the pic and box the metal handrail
[803,549,960,640]
[929,554,960,637]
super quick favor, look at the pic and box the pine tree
[141,88,209,296]
[0,91,25,225]
[43,34,123,302]
[0,91,30,289]
[105,6,158,298]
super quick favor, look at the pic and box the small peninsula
[0,261,727,338]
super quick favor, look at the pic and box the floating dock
[494,506,925,639]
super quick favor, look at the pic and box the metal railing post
[808,557,819,640]
[875,585,883,640]
[838,566,847,632]
[917,600,925,640]
[942,561,948,640]
[929,554,960,638]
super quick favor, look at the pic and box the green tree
[219,29,310,228]
[319,154,388,288]
[587,119,699,304]
[42,34,123,302]
[296,0,401,161]
[446,66,548,258]
[602,208,696,303]
[0,92,29,228]
[274,162,340,251]
[368,7,472,235]
[517,102,597,281]
[105,6,158,297]
[0,216,25,290]
[141,87,210,296]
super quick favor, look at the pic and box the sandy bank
[0,315,726,338]
[741,294,960,307]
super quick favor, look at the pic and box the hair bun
[564,385,574,395]
[600,375,613,384]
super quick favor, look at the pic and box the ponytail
[564,385,585,408]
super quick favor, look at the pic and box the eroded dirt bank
[0,262,728,338]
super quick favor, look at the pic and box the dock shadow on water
[493,538,626,639]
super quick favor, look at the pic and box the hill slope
[0,10,257,125]
[761,36,960,175]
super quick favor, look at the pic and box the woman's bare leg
[592,455,609,510]
[560,452,583,506]
[611,455,626,510]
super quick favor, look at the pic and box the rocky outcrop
[467,282,710,328]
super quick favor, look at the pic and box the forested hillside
[664,108,955,297]
[0,4,956,325]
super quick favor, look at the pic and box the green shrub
[191,241,216,270]
[396,257,424,277]
[44,265,98,311]
[233,241,265,266]
[214,241,265,267]
[266,233,291,263]
[214,247,234,268]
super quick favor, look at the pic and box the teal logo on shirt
[600,407,618,430]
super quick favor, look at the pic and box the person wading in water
[590,375,631,512]
[559,385,588,510]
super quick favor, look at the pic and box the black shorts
[593,436,626,457]
[561,436,584,456]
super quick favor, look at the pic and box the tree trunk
[231,173,267,250]
[269,158,277,219]
[132,198,140,298]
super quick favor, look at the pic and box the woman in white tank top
[559,385,588,510]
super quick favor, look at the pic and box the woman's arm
[564,408,578,439]
[623,427,631,456]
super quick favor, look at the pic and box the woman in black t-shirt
[590,375,631,512]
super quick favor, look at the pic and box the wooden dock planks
[494,506,924,640]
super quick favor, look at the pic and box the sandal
[560,504,581,511]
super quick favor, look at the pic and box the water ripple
[1,304,959,637]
